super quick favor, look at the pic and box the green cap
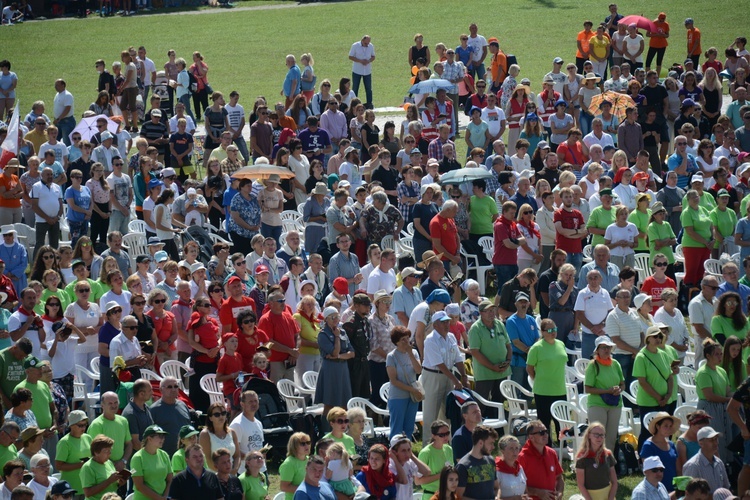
[179,425,200,439]
[599,188,613,197]
[143,425,169,439]
[23,356,41,370]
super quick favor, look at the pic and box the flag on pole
[0,101,19,168]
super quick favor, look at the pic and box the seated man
[681,426,731,494]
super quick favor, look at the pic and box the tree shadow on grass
[529,0,556,7]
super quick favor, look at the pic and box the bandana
[595,355,613,366]
[495,457,521,476]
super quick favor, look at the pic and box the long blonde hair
[326,442,350,467]
[576,422,610,463]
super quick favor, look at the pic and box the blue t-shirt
[222,187,238,232]
[451,425,473,463]
[98,321,120,368]
[298,128,332,163]
[292,480,336,500]
[455,46,473,66]
[355,471,397,499]
[667,153,699,190]
[639,439,677,493]
[411,202,438,241]
[65,186,92,223]
[283,65,302,97]
[42,161,65,178]
[506,313,539,367]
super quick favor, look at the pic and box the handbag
[600,393,621,406]
[410,379,425,403]
[205,83,214,95]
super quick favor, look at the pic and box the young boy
[216,332,244,416]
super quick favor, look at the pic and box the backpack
[188,71,198,94]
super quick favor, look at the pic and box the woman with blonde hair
[700,67,722,127]
[300,53,316,104]
[574,422,618,500]
[516,203,543,272]
[279,432,311,500]
[310,79,332,117]
[400,105,422,144]
[495,435,527,499]
[293,295,321,387]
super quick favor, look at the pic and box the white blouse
[497,467,528,497]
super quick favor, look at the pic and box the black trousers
[90,202,110,246]
[368,360,388,407]
[535,393,567,446]
[348,357,370,398]
[189,359,218,412]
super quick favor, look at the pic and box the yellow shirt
[293,312,320,356]
[589,36,611,60]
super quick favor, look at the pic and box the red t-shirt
[492,218,522,265]
[553,208,585,254]
[0,175,20,209]
[236,329,270,372]
[217,351,244,396]
[219,296,257,332]
[640,275,676,315]
[555,141,586,166]
[517,440,563,499]
[188,314,220,364]
[257,310,298,362]
[147,310,175,345]
[429,214,458,260]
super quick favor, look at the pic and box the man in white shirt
[481,93,507,144]
[168,102,196,134]
[30,167,63,259]
[225,91,250,162]
[109,314,148,372]
[574,269,615,360]
[137,46,157,103]
[229,390,264,474]
[603,65,629,92]
[466,22,489,80]
[349,35,376,109]
[582,118,615,156]
[688,275,719,362]
[543,57,567,94]
[605,288,644,388]
[38,126,69,171]
[53,79,75,147]
[366,248,397,298]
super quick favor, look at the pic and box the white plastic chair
[677,366,699,403]
[499,380,537,425]
[634,253,653,283]
[704,259,724,283]
[582,244,593,263]
[469,390,510,435]
[199,374,224,405]
[574,358,590,380]
[139,368,163,382]
[674,244,685,263]
[122,232,148,271]
[406,222,414,235]
[380,235,396,251]
[296,202,306,217]
[302,371,318,391]
[281,211,302,233]
[379,382,390,403]
[550,400,583,465]
[128,220,149,234]
[75,366,100,420]
[208,232,232,246]
[674,404,697,433]
[565,347,583,364]
[159,360,190,392]
[277,379,322,415]
[125,494,135,500]
[347,397,390,437]
[397,236,414,257]
[13,223,35,256]
[90,357,101,377]
[642,411,661,434]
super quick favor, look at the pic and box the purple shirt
[297,127,332,163]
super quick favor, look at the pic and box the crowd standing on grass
[3,4,750,500]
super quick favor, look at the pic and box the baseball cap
[179,425,200,439]
[136,255,151,264]
[254,264,269,275]
[226,276,242,286]
[696,426,720,440]
[23,356,41,370]
[400,267,422,279]
[515,292,530,303]
[143,425,169,439]
[51,481,77,496]
[68,410,88,426]
[553,57,564,64]
[154,250,169,263]
[432,311,450,322]
[100,131,112,141]
[151,109,162,117]
[333,277,349,295]
[478,299,495,312]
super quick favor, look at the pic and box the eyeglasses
[210,288,223,294]
[242,319,256,325]
[523,211,533,215]
[133,301,146,306]
[153,298,166,304]
[211,411,228,417]
[274,299,286,303]
[531,429,549,436]
[335,418,349,424]
[198,303,211,308]
[235,261,246,266]
[591,432,605,438]
[654,262,668,267]
[71,175,83,179]
[476,85,486,89]
[405,140,415,144]
[727,300,739,307]
[247,455,265,461]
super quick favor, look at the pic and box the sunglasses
[451,195,462,199]
[48,303,61,307]
[72,137,81,141]
[110,309,123,314]
[650,468,665,473]
[198,303,211,308]
[211,411,228,417]
[654,262,668,267]
[476,85,486,89]
[123,325,138,330]
[522,211,533,215]
[435,431,450,437]
[153,298,166,304]
[676,142,687,146]
[335,418,349,424]
[43,255,55,260]
[704,285,719,290]
[78,288,91,293]
[242,319,256,325]
[113,162,124,166]
[531,429,549,436]
[133,301,146,306]
[545,328,558,333]
[299,440,312,446]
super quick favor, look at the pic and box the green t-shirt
[0,443,17,470]
[695,364,729,400]
[647,221,676,265]
[35,288,71,316]
[467,319,511,380]
[526,339,568,396]
[709,207,738,249]
[469,195,498,236]
[86,415,132,461]
[742,195,750,219]
[662,345,679,404]
[279,456,307,500]
[322,432,355,456]
[65,279,102,303]
[628,208,651,251]
[239,472,269,500]
[418,443,453,496]
[632,348,673,406]
[55,433,92,492]
[587,205,617,247]
[680,206,712,247]
[14,380,53,429]
[682,191,717,211]
[0,348,26,405]
[171,448,187,473]
[132,448,172,500]
[81,458,117,500]
[584,359,624,408]
[711,316,750,361]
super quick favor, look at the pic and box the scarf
[372,202,391,223]
[495,457,521,476]
[18,306,36,318]
[497,215,517,233]
[517,218,541,240]
[584,449,609,464]
[281,244,302,259]
[595,355,612,366]
[613,166,630,184]
[361,460,395,498]
[41,314,62,323]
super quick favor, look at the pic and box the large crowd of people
[2,4,750,500]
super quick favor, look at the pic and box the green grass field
[4,0,740,119]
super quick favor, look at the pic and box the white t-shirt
[338,162,362,196]
[26,477,58,500]
[169,115,196,134]
[45,330,81,379]
[624,35,645,63]
[481,106,506,137]
[467,34,488,63]
[327,459,352,482]
[64,301,101,353]
[389,459,420,500]
[106,172,132,208]
[224,103,245,131]
[230,413,264,474]
[604,222,638,257]
[38,142,68,164]
[30,181,62,222]
[143,196,157,230]
[407,302,431,342]
[359,262,376,292]
[53,90,74,120]
[366,267,397,295]
[510,154,531,174]
[8,310,43,358]
[140,57,157,86]
[99,290,132,316]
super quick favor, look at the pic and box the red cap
[222,332,238,344]
[632,171,650,183]
[333,277,349,295]
[227,276,242,286]
[255,264,269,275]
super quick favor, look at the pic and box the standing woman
[633,327,675,451]
[300,53,316,104]
[700,67,722,127]
[384,325,423,437]
[397,166,420,225]
[516,203,543,273]
[409,34,431,69]
[293,295,321,387]
[604,206,638,270]
[315,307,354,419]
[680,189,713,287]
[695,339,732,461]
[229,178,262,255]
[154,189,187,262]
[368,291,396,408]
[189,52,209,122]
[0,60,17,122]
[722,335,747,393]
[505,85,529,154]
[641,254,677,313]
[0,158,23,225]
[147,289,177,365]
[574,423,618,500]
[548,263,579,350]
[412,184,439,264]
[65,280,102,391]
[302,183,329,255]
[639,412,680,494]
[65,169,92,248]
[85,163,110,249]
[199,402,240,474]
[647,203,677,281]
[275,149,297,211]
[526,318,568,445]
[187,299,221,412]
[288,139,310,206]
[653,288,690,361]
[203,92,229,169]
[132,425,173,500]
[584,336,624,452]
[578,73,602,136]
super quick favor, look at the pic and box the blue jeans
[57,116,76,147]
[581,333,597,360]
[511,365,532,401]
[233,136,250,164]
[494,264,518,291]
[68,220,89,248]
[352,73,373,108]
[261,223,282,247]
[178,94,195,122]
[579,110,594,136]
[566,252,583,282]
[388,397,419,439]
[468,62,486,81]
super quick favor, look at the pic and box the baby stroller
[182,226,213,265]
[243,377,294,464]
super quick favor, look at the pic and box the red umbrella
[619,15,657,33]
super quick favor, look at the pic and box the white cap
[642,456,665,471]
[322,306,339,319]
